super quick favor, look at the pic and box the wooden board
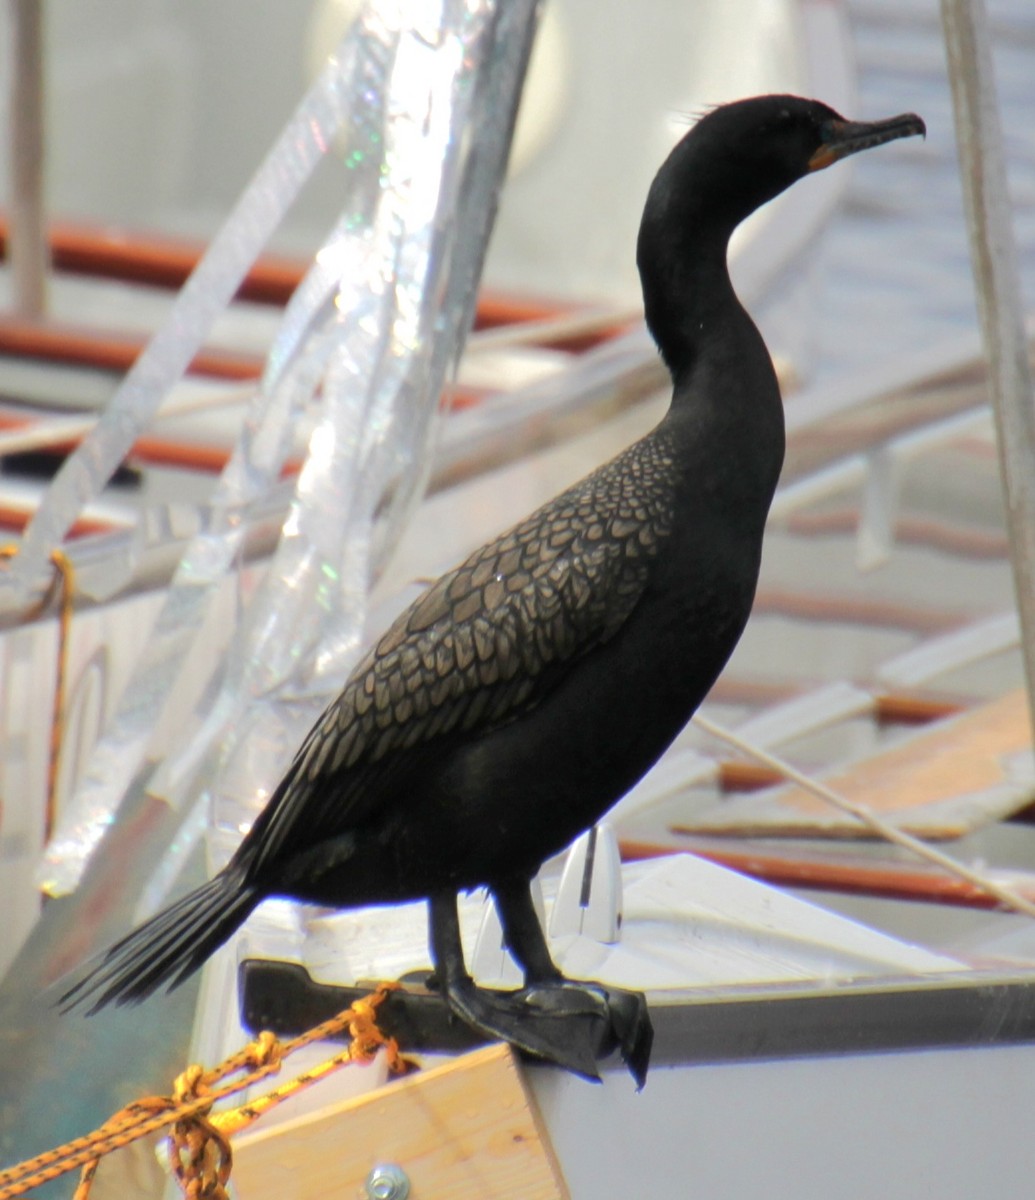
[678,689,1035,839]
[231,1042,569,1200]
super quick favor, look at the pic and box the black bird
[61,95,925,1083]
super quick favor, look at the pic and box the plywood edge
[231,1041,569,1199]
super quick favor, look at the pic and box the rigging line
[692,711,1035,921]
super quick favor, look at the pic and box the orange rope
[44,549,75,842]
[0,545,75,845]
[0,985,407,1200]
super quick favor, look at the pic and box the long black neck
[637,178,768,381]
[637,187,786,517]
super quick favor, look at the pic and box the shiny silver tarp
[0,0,539,1185]
[40,0,539,898]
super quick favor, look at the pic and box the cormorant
[61,95,925,1084]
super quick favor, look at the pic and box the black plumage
[62,95,925,1082]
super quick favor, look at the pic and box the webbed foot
[518,978,652,1088]
[430,889,652,1085]
[442,975,652,1087]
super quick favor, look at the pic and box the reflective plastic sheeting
[39,0,540,896]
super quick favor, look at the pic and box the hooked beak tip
[808,111,925,172]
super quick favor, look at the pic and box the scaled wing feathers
[243,435,678,870]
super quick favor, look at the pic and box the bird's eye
[758,109,793,138]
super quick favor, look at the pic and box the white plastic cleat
[549,822,623,944]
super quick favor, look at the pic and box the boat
[7,2,1035,1198]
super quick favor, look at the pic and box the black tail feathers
[59,870,260,1015]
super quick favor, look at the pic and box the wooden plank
[623,836,1035,910]
[231,1043,569,1200]
[678,689,1035,839]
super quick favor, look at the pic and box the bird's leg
[427,890,602,1080]
[493,876,653,1088]
[492,875,561,984]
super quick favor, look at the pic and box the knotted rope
[0,985,406,1200]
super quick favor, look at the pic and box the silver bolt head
[365,1162,411,1200]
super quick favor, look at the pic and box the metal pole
[940,0,1035,740]
[7,0,48,316]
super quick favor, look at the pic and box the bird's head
[640,94,925,243]
[636,95,925,374]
